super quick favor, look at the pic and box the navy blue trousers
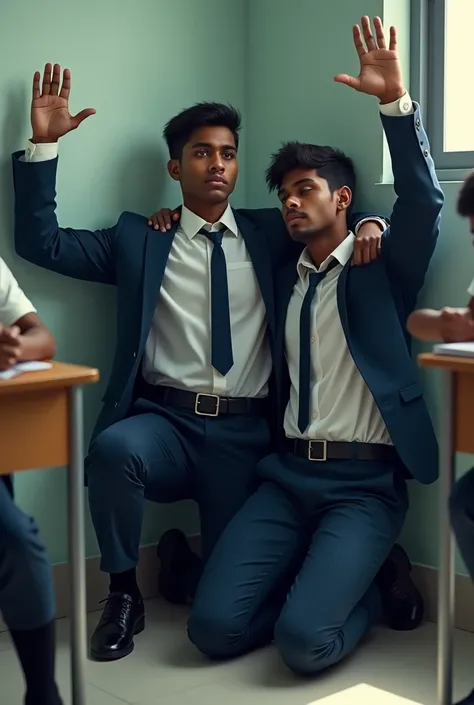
[0,478,55,631]
[86,399,271,573]
[188,452,408,674]
[450,467,474,579]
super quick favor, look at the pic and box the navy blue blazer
[12,152,384,439]
[273,105,444,485]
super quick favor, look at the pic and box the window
[412,0,474,174]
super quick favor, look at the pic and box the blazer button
[114,402,118,408]
[133,352,137,359]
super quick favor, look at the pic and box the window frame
[411,0,474,177]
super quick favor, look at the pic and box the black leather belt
[140,384,266,417]
[288,439,398,463]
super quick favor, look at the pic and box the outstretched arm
[335,16,444,293]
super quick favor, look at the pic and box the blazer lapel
[139,223,178,347]
[233,210,276,339]
[274,261,298,382]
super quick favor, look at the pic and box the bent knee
[188,607,248,659]
[274,616,338,675]
[86,426,142,483]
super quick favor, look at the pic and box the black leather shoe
[455,690,474,705]
[90,592,145,661]
[376,544,424,630]
[157,529,201,605]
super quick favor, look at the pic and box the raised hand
[31,63,96,143]
[334,16,405,105]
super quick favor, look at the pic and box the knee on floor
[274,615,338,676]
[187,607,248,659]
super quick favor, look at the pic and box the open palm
[31,64,96,143]
[335,17,404,102]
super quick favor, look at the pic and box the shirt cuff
[23,140,59,162]
[354,217,388,235]
[379,92,414,117]
[467,277,474,298]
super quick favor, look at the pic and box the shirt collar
[297,232,355,283]
[180,204,239,240]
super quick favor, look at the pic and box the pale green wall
[244,0,471,575]
[0,0,247,563]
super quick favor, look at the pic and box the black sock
[10,619,62,705]
[109,568,140,599]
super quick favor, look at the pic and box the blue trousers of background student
[188,452,408,675]
[86,398,271,574]
[0,478,55,631]
[450,467,474,578]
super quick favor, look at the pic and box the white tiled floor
[1,599,474,704]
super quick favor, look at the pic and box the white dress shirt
[467,277,474,298]
[0,257,36,327]
[284,93,413,443]
[142,205,271,397]
[284,234,392,443]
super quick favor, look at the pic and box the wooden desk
[0,361,99,705]
[418,354,474,705]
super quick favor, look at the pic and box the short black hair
[458,172,474,217]
[163,102,241,159]
[265,142,356,199]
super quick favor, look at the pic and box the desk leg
[438,370,456,705]
[68,386,87,705]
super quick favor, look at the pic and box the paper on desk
[433,341,474,357]
[0,361,53,380]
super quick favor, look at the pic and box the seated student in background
[12,62,386,662]
[407,174,474,345]
[185,17,444,675]
[0,257,61,704]
[408,172,474,705]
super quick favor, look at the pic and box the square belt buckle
[195,393,220,417]
[308,440,327,462]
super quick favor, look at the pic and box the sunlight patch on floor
[309,683,423,704]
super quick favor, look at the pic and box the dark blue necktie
[297,258,339,433]
[200,227,234,376]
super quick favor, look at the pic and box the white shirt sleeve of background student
[0,257,36,327]
[468,277,474,298]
